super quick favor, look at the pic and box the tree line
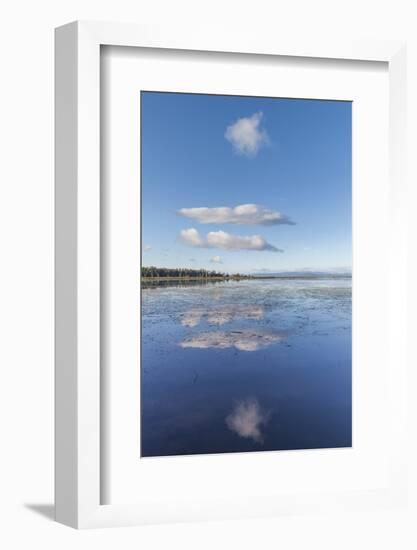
[141,266,230,279]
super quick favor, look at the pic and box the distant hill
[249,270,352,278]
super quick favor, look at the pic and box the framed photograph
[55,21,408,528]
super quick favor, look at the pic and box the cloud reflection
[181,305,264,328]
[179,330,287,351]
[181,310,204,328]
[225,398,270,443]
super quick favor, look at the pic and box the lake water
[141,277,352,457]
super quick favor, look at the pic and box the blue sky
[141,92,351,273]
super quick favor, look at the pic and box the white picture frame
[55,21,407,529]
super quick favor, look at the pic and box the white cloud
[180,330,287,351]
[179,228,205,247]
[225,112,268,157]
[143,245,152,251]
[210,255,223,263]
[225,398,270,443]
[180,228,282,252]
[208,230,281,252]
[178,204,294,226]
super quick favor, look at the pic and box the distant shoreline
[142,275,251,281]
[141,274,351,282]
[141,266,351,282]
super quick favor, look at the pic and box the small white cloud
[178,204,294,226]
[210,255,223,264]
[207,230,281,252]
[144,245,152,251]
[179,228,281,252]
[225,112,269,157]
[180,228,205,247]
[225,398,270,443]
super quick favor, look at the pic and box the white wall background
[1,1,416,548]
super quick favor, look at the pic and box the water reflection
[142,277,352,457]
[181,305,264,327]
[225,398,270,444]
[180,329,287,351]
[141,278,227,290]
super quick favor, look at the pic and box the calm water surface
[141,278,352,457]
